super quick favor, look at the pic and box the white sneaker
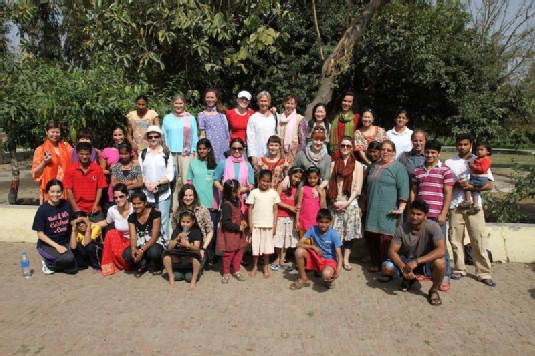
[42,259,54,275]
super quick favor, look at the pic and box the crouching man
[382,200,446,306]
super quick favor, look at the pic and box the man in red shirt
[64,142,107,222]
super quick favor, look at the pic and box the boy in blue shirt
[290,209,343,290]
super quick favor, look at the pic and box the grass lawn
[440,151,534,168]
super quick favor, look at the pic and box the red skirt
[101,229,131,276]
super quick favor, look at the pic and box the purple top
[198,112,230,162]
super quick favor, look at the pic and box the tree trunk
[305,0,391,119]
[0,133,4,165]
[8,143,19,205]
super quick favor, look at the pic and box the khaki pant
[448,207,492,280]
[171,153,193,211]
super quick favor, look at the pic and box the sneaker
[281,264,294,272]
[42,259,54,275]
[270,263,280,271]
[459,201,472,209]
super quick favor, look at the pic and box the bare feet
[249,267,257,277]
[168,278,175,288]
[188,282,197,291]
[263,266,271,279]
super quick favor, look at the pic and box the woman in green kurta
[364,140,409,281]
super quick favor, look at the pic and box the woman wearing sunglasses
[139,126,174,240]
[98,183,134,276]
[214,138,255,213]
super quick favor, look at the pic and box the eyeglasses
[147,135,160,139]
[230,147,244,152]
[381,148,394,152]
[114,194,126,200]
[340,144,353,149]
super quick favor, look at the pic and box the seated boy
[382,200,446,306]
[69,211,103,271]
[289,209,342,290]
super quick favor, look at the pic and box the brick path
[2,242,534,356]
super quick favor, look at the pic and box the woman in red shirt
[226,91,255,144]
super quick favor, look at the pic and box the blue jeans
[428,217,451,283]
[468,176,488,197]
[155,196,171,242]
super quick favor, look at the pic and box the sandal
[450,272,464,280]
[325,281,335,289]
[289,278,311,290]
[233,273,246,282]
[367,266,380,273]
[399,278,416,292]
[221,274,230,284]
[481,278,497,287]
[377,275,393,283]
[343,264,353,271]
[415,274,431,282]
[427,290,442,306]
[439,282,451,292]
[135,265,147,276]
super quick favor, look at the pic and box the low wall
[1,205,533,263]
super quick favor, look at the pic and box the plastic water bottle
[21,252,31,278]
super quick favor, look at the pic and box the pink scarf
[278,110,298,153]
[223,155,250,213]
[175,111,192,155]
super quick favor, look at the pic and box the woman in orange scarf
[31,121,72,204]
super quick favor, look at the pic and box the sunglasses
[147,135,160,139]
[114,194,126,200]
[340,144,353,148]
[230,147,244,152]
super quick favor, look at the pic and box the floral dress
[255,157,288,189]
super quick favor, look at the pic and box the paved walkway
[2,242,535,356]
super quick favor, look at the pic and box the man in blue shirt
[289,209,343,290]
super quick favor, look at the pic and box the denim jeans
[155,196,171,243]
[428,217,451,283]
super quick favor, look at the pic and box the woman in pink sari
[98,183,134,276]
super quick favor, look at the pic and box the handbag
[156,182,170,195]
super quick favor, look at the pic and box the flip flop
[450,272,464,280]
[481,279,497,287]
[439,282,451,292]
[289,279,311,290]
[343,264,353,271]
[367,266,380,273]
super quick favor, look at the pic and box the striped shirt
[411,162,454,218]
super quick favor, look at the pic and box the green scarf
[330,112,355,152]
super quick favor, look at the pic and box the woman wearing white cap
[226,90,255,145]
[247,91,278,166]
[162,93,199,209]
[138,125,174,240]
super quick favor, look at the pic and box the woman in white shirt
[99,183,134,276]
[138,125,174,240]
[247,91,277,166]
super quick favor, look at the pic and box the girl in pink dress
[296,167,327,237]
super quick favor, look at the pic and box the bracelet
[139,248,144,254]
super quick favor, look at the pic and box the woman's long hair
[197,138,217,170]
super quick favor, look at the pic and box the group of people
[30,89,496,304]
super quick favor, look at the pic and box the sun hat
[237,91,252,101]
[145,125,163,138]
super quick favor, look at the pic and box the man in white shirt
[387,110,413,160]
[445,133,496,287]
